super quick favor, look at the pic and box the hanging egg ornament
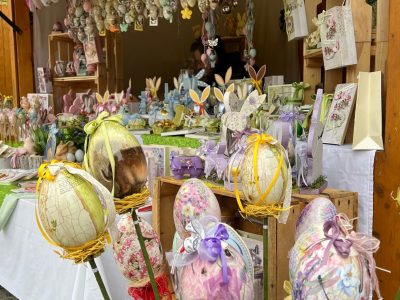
[84,111,148,199]
[83,0,91,12]
[249,48,257,58]
[233,0,238,7]
[36,162,116,260]
[173,178,221,239]
[240,134,288,206]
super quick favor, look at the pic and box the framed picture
[322,83,358,145]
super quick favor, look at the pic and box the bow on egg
[182,220,230,284]
[84,111,123,135]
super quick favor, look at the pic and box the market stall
[0,0,397,299]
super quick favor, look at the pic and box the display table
[0,196,130,300]
[323,144,376,234]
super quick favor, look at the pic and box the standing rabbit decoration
[189,86,211,116]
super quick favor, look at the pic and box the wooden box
[152,176,358,300]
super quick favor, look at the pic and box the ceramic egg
[173,178,221,239]
[74,149,84,162]
[241,142,288,205]
[85,112,147,199]
[66,152,76,162]
[112,215,164,287]
[37,163,115,248]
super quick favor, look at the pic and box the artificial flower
[181,7,192,20]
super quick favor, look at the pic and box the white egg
[66,152,76,162]
[74,149,84,162]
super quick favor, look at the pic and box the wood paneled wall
[0,0,33,105]
[373,0,400,298]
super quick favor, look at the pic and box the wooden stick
[131,210,160,300]
[89,258,110,300]
[263,218,268,300]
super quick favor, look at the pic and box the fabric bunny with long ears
[189,86,211,115]
[95,91,110,115]
[214,83,235,115]
[248,65,266,95]
[221,90,266,152]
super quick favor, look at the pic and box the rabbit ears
[248,65,266,82]
[146,77,162,90]
[114,91,124,104]
[96,90,110,104]
[214,66,232,87]
[189,86,211,104]
[214,83,235,102]
[236,82,248,99]
[173,77,179,90]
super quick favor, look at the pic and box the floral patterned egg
[173,178,221,239]
[177,246,254,300]
[112,215,164,287]
[241,142,288,205]
[295,197,337,240]
[37,162,115,248]
[289,232,372,300]
[85,112,148,199]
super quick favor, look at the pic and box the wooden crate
[152,176,358,300]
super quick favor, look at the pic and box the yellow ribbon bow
[283,280,293,300]
[37,160,81,191]
[84,111,123,196]
[251,78,262,95]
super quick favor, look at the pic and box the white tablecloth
[323,144,376,234]
[0,196,131,300]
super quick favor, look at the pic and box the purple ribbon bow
[279,111,299,122]
[322,220,353,266]
[198,224,230,284]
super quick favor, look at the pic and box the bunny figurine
[214,82,235,116]
[95,90,110,115]
[189,85,211,116]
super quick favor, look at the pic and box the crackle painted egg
[177,245,254,300]
[112,215,164,287]
[85,112,147,199]
[37,163,115,248]
[173,179,221,239]
[240,142,288,205]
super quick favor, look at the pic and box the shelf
[53,75,97,82]
[304,48,322,59]
[49,32,73,42]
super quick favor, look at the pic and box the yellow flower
[181,7,192,20]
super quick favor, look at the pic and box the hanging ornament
[244,0,256,69]
[221,0,231,14]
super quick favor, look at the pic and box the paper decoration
[263,75,284,91]
[283,0,308,41]
[36,67,52,93]
[319,1,357,70]
[322,83,357,145]
[267,84,293,107]
[83,37,103,65]
[352,71,383,150]
[27,93,53,110]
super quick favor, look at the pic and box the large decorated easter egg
[289,200,381,300]
[112,215,164,287]
[240,139,288,205]
[173,178,221,239]
[37,162,115,248]
[84,112,147,199]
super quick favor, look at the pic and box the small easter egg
[249,48,257,58]
[74,149,84,162]
[173,178,221,239]
[75,6,84,18]
[66,152,76,162]
[83,0,92,12]
[200,53,208,63]
[204,21,212,32]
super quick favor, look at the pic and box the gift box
[283,0,308,41]
[27,94,54,111]
[319,1,357,70]
[263,75,284,92]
